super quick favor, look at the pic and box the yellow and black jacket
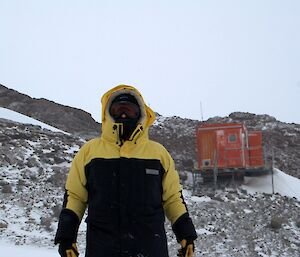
[55,85,197,257]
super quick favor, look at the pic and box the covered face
[109,93,141,120]
[101,85,156,144]
[109,93,141,140]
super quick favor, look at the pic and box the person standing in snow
[54,85,197,257]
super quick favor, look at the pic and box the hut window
[228,134,237,142]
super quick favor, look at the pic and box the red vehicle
[195,123,268,179]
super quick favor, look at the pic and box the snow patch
[243,209,253,214]
[0,240,57,257]
[153,115,167,126]
[242,168,300,201]
[0,107,68,134]
[196,228,215,235]
[190,195,212,203]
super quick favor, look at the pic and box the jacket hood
[100,85,156,144]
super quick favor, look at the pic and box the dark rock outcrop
[0,84,101,138]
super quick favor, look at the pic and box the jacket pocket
[144,167,163,212]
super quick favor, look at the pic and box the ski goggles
[109,101,141,119]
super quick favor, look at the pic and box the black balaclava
[109,93,141,141]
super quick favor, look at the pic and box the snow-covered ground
[0,241,57,257]
[242,168,300,201]
[1,107,300,256]
[0,107,68,134]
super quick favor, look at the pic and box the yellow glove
[58,242,79,257]
[177,239,194,257]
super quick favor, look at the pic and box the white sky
[0,0,299,124]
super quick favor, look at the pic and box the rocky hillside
[0,118,83,245]
[150,115,200,170]
[0,84,100,138]
[150,113,300,180]
[0,117,299,256]
[1,84,299,179]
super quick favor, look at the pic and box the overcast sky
[0,0,299,124]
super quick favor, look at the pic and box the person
[54,85,197,257]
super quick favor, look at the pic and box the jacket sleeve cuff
[172,212,197,242]
[54,209,80,244]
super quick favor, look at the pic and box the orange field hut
[194,123,271,185]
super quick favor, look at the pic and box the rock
[1,184,13,194]
[0,220,8,229]
[0,84,101,137]
[269,217,284,230]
